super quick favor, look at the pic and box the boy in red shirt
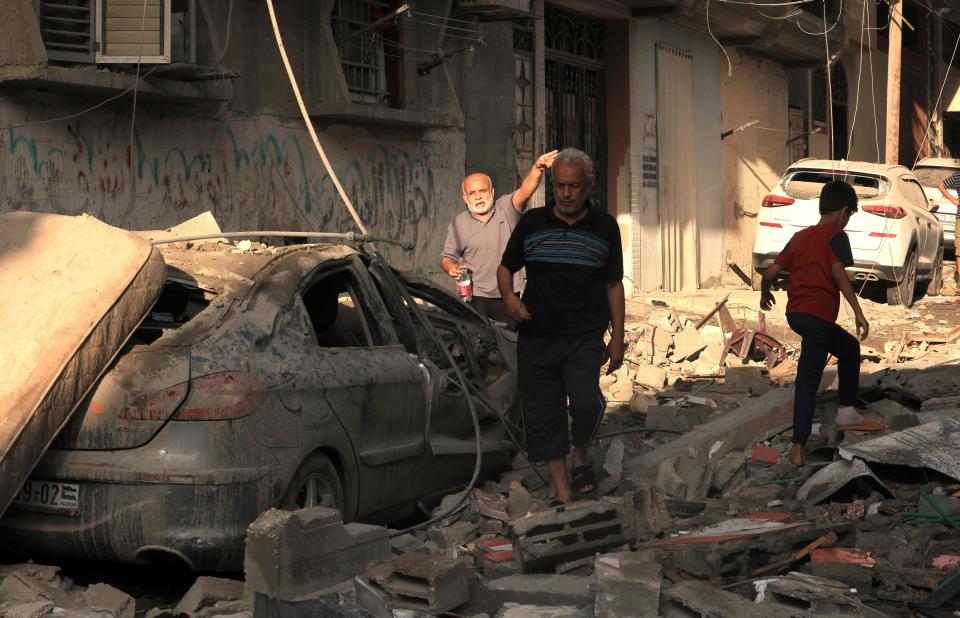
[760,180,876,466]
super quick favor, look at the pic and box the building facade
[1,0,958,290]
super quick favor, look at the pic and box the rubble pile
[7,298,960,617]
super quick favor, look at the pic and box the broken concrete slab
[254,591,379,618]
[670,327,707,361]
[594,552,661,618]
[82,583,135,618]
[481,575,593,609]
[796,459,894,505]
[840,419,960,482]
[174,576,244,616]
[362,553,470,614]
[634,364,667,390]
[625,389,793,500]
[244,508,391,601]
[663,580,793,617]
[644,404,712,432]
[0,574,48,605]
[721,366,771,395]
[495,604,587,618]
[0,600,54,618]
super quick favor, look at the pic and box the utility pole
[885,0,903,164]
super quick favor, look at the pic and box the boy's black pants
[517,336,606,462]
[787,312,860,445]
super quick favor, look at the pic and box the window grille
[35,0,95,62]
[332,0,391,105]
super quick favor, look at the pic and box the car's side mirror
[929,200,940,213]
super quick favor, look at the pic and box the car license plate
[12,480,80,515]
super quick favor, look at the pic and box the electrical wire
[823,0,835,159]
[408,9,485,28]
[265,0,368,235]
[128,0,149,214]
[380,262,484,537]
[794,0,844,35]
[867,5,881,162]
[845,0,867,159]
[707,0,734,78]
[715,0,813,5]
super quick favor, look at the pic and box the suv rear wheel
[887,248,918,307]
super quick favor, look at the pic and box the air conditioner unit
[95,0,171,63]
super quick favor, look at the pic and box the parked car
[1,240,519,572]
[914,157,960,251]
[751,159,944,307]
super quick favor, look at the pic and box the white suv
[751,160,944,307]
[914,157,960,251]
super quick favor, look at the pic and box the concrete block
[252,592,379,618]
[634,364,667,389]
[82,584,135,618]
[363,553,470,614]
[0,575,47,604]
[0,600,54,618]
[244,508,391,601]
[652,327,674,352]
[722,366,771,394]
[670,327,706,361]
[174,576,244,615]
[644,404,712,432]
[625,389,793,500]
[594,552,661,618]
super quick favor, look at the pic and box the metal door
[656,43,699,291]
[544,6,607,210]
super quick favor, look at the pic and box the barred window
[332,0,392,105]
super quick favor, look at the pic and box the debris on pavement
[8,290,960,617]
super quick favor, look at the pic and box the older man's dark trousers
[518,336,606,462]
[787,312,860,445]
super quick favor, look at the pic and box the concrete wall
[0,91,464,277]
[628,19,722,292]
[0,0,468,280]
[720,50,789,286]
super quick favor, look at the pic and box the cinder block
[361,553,470,614]
[244,508,391,601]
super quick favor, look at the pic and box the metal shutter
[96,0,170,63]
[35,0,95,63]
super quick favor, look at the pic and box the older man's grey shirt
[442,192,525,298]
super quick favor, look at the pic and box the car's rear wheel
[280,453,345,512]
[887,248,918,307]
[925,243,944,297]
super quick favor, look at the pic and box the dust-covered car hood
[0,212,166,515]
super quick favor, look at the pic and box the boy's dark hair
[819,180,859,214]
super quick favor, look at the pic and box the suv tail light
[762,195,795,208]
[862,204,907,219]
[173,372,266,421]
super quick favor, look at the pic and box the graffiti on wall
[2,118,458,272]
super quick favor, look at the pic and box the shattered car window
[301,270,375,348]
[783,171,885,200]
[134,281,211,344]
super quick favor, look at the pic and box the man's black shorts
[518,336,606,462]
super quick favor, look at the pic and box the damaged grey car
[1,219,519,572]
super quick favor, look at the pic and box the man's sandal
[571,465,597,497]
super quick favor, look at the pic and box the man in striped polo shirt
[497,148,625,504]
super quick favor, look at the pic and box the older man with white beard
[440,151,558,327]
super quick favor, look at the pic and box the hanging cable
[707,0,734,77]
[128,0,149,214]
[845,0,867,159]
[265,0,368,235]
